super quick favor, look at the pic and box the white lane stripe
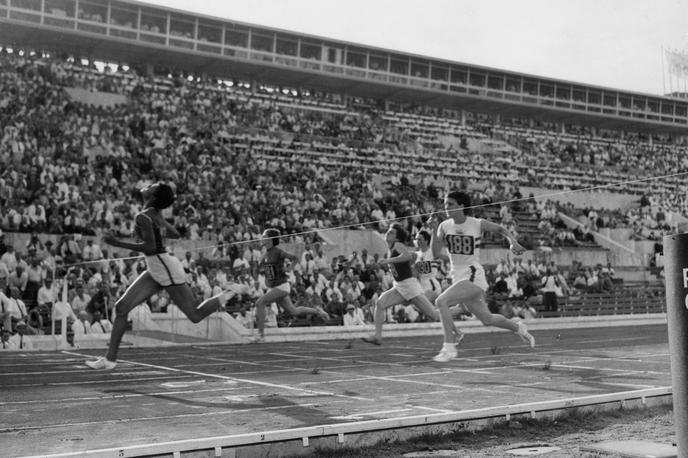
[0,369,168,376]
[1,375,196,387]
[332,408,413,420]
[414,405,455,413]
[0,387,242,405]
[62,350,372,401]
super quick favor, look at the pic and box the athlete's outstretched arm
[430,216,446,259]
[278,247,299,263]
[481,220,525,255]
[428,217,449,262]
[160,218,181,239]
[380,243,415,265]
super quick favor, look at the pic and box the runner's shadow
[102,388,333,424]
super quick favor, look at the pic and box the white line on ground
[0,387,244,405]
[1,375,196,387]
[331,408,413,420]
[61,350,372,401]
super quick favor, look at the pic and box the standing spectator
[24,257,44,304]
[541,269,560,312]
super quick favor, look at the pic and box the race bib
[446,234,475,255]
[415,260,434,274]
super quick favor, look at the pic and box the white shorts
[146,253,187,287]
[419,276,442,294]
[393,277,424,301]
[450,264,488,291]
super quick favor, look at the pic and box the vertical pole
[663,232,688,456]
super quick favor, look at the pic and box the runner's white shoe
[85,357,117,370]
[432,347,458,362]
[517,322,536,349]
[249,335,265,344]
[361,336,382,346]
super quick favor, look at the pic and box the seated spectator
[233,308,253,328]
[404,303,420,323]
[37,278,57,309]
[8,265,28,297]
[4,286,40,334]
[265,302,278,328]
[343,303,365,327]
[0,326,26,349]
[512,302,538,320]
[85,282,113,323]
[72,310,91,336]
[70,283,91,315]
[89,311,112,334]
[1,246,17,274]
[82,239,104,262]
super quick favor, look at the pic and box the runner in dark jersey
[85,182,236,370]
[362,223,461,349]
[250,228,329,343]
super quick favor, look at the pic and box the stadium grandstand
[0,1,682,456]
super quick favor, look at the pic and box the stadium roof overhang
[2,20,685,136]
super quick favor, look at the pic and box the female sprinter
[251,228,329,343]
[362,223,461,357]
[85,182,235,369]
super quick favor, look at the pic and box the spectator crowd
[0,47,678,346]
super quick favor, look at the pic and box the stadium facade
[0,0,686,135]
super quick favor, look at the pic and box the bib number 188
[446,235,474,255]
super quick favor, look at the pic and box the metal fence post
[663,233,688,456]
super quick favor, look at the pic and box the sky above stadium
[144,0,688,96]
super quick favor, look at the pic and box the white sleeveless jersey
[438,216,483,271]
[415,248,439,280]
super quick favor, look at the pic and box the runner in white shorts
[362,223,460,352]
[431,190,535,363]
[85,182,236,370]
[413,229,444,304]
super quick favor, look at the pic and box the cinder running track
[0,324,672,457]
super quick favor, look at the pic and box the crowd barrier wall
[64,87,128,107]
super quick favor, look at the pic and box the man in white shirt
[0,246,17,273]
[82,239,104,261]
[37,279,57,308]
[232,256,250,272]
[71,284,91,315]
[0,327,25,349]
[72,310,91,336]
[89,311,112,334]
[343,304,365,327]
[5,287,40,334]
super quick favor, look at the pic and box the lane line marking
[62,350,372,401]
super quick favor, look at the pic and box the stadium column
[663,232,688,456]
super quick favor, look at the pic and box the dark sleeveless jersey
[261,246,288,287]
[136,213,167,254]
[389,245,413,282]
